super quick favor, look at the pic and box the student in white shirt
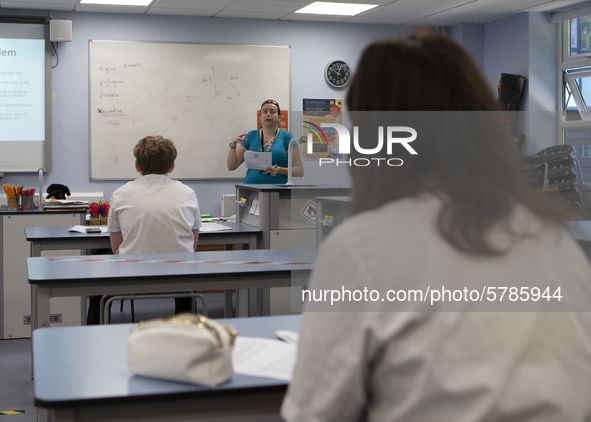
[86,135,201,324]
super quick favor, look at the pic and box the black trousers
[86,295,192,325]
[85,248,193,325]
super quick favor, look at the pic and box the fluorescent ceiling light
[295,1,378,16]
[79,0,152,6]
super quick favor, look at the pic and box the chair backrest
[523,144,588,216]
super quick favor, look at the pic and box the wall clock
[325,60,351,88]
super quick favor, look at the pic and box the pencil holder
[7,196,19,210]
[89,201,110,226]
[21,196,35,210]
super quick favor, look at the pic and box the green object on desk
[200,213,213,219]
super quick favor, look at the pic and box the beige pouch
[128,313,238,387]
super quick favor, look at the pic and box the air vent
[23,314,63,325]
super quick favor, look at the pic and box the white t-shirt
[282,194,591,422]
[107,174,201,254]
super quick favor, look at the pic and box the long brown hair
[345,28,565,255]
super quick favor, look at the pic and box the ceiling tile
[1,1,74,10]
[281,12,349,22]
[225,0,308,14]
[216,10,290,19]
[147,8,219,16]
[527,0,590,12]
[346,4,441,24]
[0,0,589,26]
[152,0,234,9]
[75,4,149,13]
[418,0,536,24]
[2,0,75,4]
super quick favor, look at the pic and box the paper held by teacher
[244,151,272,170]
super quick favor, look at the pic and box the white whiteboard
[89,40,291,180]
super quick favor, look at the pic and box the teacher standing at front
[227,99,304,184]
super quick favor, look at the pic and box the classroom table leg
[247,288,268,317]
[30,284,51,377]
[30,240,42,258]
[236,289,249,317]
[225,290,234,317]
[261,288,271,316]
[31,284,51,331]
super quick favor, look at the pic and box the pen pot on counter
[7,196,19,210]
[89,213,109,225]
[21,196,35,210]
[89,201,110,225]
[89,214,101,225]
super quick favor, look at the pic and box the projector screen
[0,17,51,173]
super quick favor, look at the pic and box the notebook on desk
[44,199,89,210]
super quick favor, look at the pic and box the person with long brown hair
[282,28,591,422]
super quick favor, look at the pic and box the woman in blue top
[227,99,304,184]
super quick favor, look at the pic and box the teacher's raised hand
[227,133,248,171]
[230,133,248,149]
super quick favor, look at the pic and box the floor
[0,293,229,422]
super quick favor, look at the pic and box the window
[568,15,591,57]
[564,67,591,121]
[560,14,591,181]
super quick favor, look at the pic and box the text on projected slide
[0,38,45,141]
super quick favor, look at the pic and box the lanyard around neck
[260,128,279,153]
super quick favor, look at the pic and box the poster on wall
[302,98,343,160]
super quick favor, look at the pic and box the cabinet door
[1,213,84,339]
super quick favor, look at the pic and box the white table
[25,222,261,257]
[28,248,315,330]
[34,314,300,422]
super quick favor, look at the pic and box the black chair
[100,292,208,324]
[523,144,588,216]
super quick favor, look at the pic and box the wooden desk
[34,314,300,422]
[25,222,261,257]
[28,248,315,329]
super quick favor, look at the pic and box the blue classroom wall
[483,12,559,155]
[449,23,484,71]
[0,10,558,213]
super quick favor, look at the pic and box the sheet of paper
[199,223,232,232]
[201,218,223,222]
[45,199,89,205]
[244,150,272,170]
[69,225,109,233]
[232,336,297,381]
[249,198,259,215]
